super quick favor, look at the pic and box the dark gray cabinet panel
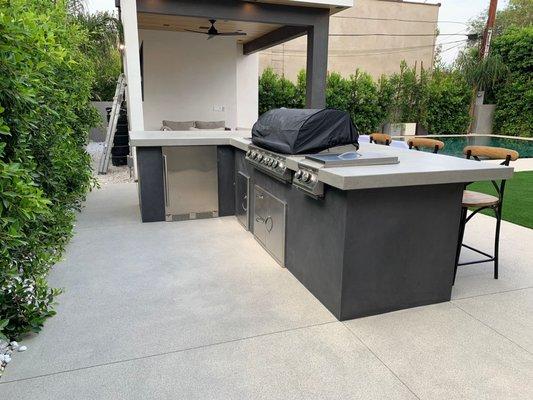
[235,172,250,230]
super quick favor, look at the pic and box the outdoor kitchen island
[130,131,514,320]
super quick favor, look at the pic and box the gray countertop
[129,131,514,190]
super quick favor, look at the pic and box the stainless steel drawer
[253,185,286,266]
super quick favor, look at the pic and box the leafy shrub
[75,11,122,101]
[425,70,472,135]
[258,68,304,115]
[0,0,98,340]
[345,71,390,135]
[259,65,471,135]
[492,27,533,137]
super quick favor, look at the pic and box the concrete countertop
[129,131,514,190]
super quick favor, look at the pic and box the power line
[329,33,471,37]
[263,39,467,58]
[331,15,468,25]
[439,42,466,54]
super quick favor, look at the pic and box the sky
[87,0,510,65]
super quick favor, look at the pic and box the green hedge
[492,27,533,137]
[0,0,99,340]
[259,64,472,135]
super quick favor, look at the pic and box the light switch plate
[213,105,225,112]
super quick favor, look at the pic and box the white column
[120,0,144,179]
[236,44,259,130]
[121,0,144,130]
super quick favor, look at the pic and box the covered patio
[1,182,532,399]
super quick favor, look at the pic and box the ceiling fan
[185,19,247,39]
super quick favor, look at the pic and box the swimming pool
[393,135,533,158]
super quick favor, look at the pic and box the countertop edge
[128,132,516,190]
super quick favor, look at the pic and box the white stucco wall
[139,30,258,131]
[236,45,259,129]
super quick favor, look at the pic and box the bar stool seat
[408,137,445,153]
[462,190,499,208]
[369,133,392,146]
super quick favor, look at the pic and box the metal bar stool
[407,137,445,154]
[369,133,392,146]
[454,145,519,283]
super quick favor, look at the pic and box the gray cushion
[195,120,225,129]
[162,120,196,130]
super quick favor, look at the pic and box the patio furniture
[407,137,445,154]
[454,145,519,283]
[369,133,391,146]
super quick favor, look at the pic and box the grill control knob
[277,162,284,170]
[272,160,279,168]
[246,150,252,157]
[251,151,257,159]
[295,170,303,180]
[302,172,311,182]
[257,154,263,161]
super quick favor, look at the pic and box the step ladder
[98,74,127,174]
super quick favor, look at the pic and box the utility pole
[480,0,498,61]
[476,0,498,105]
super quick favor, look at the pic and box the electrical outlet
[213,105,225,112]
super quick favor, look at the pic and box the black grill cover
[252,108,359,154]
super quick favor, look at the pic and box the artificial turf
[468,171,533,229]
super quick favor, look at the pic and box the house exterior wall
[259,0,439,80]
[139,30,258,131]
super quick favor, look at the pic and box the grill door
[253,185,286,266]
[254,186,268,247]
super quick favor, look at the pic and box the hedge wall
[259,64,472,135]
[0,0,99,340]
[492,27,533,137]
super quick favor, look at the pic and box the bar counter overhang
[130,131,514,320]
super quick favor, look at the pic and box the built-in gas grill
[248,108,397,198]
[247,108,359,189]
[245,144,292,182]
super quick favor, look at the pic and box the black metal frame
[453,151,512,283]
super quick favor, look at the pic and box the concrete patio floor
[1,182,532,399]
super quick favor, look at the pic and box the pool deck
[486,158,533,172]
[0,182,532,399]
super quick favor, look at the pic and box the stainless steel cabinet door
[265,194,286,265]
[253,186,268,247]
[253,185,286,266]
[162,146,218,220]
[235,172,249,230]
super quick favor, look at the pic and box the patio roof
[134,0,331,108]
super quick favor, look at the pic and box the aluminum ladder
[98,74,127,174]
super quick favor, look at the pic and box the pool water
[395,135,533,158]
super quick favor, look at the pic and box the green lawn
[468,171,533,229]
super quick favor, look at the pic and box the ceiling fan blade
[217,32,247,36]
[184,29,208,35]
